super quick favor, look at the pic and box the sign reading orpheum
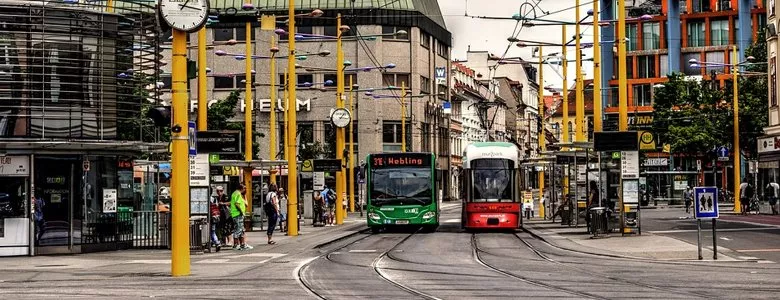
[189,98,313,113]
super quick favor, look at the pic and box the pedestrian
[313,188,325,225]
[766,181,779,215]
[524,198,534,220]
[264,184,279,245]
[684,186,693,214]
[214,186,233,247]
[230,184,252,250]
[321,185,336,226]
[277,187,287,232]
[208,192,222,252]
[740,178,754,215]
[540,194,546,220]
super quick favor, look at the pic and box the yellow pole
[197,28,207,131]
[617,0,628,131]
[269,35,277,185]
[243,16,254,215]
[286,0,300,236]
[561,26,569,145]
[575,0,585,142]
[335,14,346,225]
[561,26,570,197]
[401,82,407,153]
[349,76,356,213]
[170,29,190,276]
[538,46,545,219]
[284,70,289,162]
[733,47,742,213]
[592,0,602,132]
[107,0,114,13]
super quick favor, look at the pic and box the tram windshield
[370,167,433,207]
[470,159,514,202]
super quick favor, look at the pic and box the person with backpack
[264,184,280,245]
[322,185,336,226]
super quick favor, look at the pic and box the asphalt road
[643,208,780,262]
[1,203,779,299]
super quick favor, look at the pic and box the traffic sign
[694,186,719,219]
[717,146,729,161]
[188,121,197,156]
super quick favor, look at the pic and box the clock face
[331,108,351,128]
[159,0,209,33]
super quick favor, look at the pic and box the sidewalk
[0,213,367,280]
[524,218,742,262]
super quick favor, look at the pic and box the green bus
[365,152,439,233]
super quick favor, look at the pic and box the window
[436,41,449,58]
[298,122,314,145]
[160,76,172,90]
[213,28,234,42]
[632,84,653,107]
[682,53,701,75]
[234,26,256,42]
[421,123,431,152]
[692,0,711,13]
[382,122,409,152]
[687,21,705,47]
[235,75,256,87]
[710,19,729,46]
[279,26,313,41]
[642,22,660,50]
[420,32,430,48]
[771,57,777,106]
[617,56,635,78]
[771,0,776,17]
[382,26,410,40]
[297,74,314,87]
[627,24,639,51]
[324,25,355,37]
[660,54,669,76]
[323,73,358,87]
[214,76,234,89]
[637,55,656,78]
[420,76,431,94]
[382,73,410,87]
[438,127,449,155]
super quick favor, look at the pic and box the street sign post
[693,186,719,260]
[188,121,197,156]
[717,146,729,162]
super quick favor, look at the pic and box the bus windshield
[470,159,514,202]
[370,167,432,207]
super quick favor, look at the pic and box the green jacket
[230,190,246,218]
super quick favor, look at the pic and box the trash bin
[588,207,609,235]
[190,217,207,253]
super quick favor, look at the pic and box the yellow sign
[260,15,276,30]
[639,131,656,150]
[222,166,240,176]
[522,191,533,204]
[662,144,671,153]
[301,159,313,172]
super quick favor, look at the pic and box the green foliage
[652,73,730,155]
[117,73,170,143]
[721,31,769,158]
[299,141,327,161]
[206,90,262,160]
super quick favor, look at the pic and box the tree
[207,90,261,160]
[722,31,769,158]
[652,73,731,156]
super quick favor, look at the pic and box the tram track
[470,234,608,300]
[371,228,443,300]
[297,232,374,300]
[513,232,713,299]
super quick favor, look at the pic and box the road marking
[648,227,778,234]
[757,260,776,264]
[444,218,460,223]
[719,237,732,241]
[737,248,780,253]
[239,253,286,258]
[348,249,377,253]
[738,256,760,260]
[195,259,230,264]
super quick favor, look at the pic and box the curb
[312,222,368,249]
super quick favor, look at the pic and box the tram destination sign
[370,153,431,168]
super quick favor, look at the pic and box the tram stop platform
[523,218,743,262]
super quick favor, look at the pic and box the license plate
[395,220,409,225]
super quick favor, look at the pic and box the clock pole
[335,13,346,225]
[348,77,355,213]
[243,0,254,220]
[170,28,191,277]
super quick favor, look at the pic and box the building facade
[158,1,454,198]
[760,0,779,189]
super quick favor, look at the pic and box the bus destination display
[371,154,431,168]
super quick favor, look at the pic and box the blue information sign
[694,186,719,219]
[717,146,729,161]
[188,121,197,156]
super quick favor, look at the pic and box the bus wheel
[370,227,381,234]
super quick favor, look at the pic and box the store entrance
[35,158,82,254]
[0,176,30,256]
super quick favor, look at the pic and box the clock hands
[178,0,190,10]
[177,0,202,11]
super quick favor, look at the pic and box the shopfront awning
[0,139,167,155]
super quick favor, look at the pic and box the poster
[313,172,325,190]
[622,180,639,204]
[190,154,210,187]
[190,187,209,216]
[102,189,117,213]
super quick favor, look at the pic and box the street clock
[330,108,351,128]
[159,0,209,33]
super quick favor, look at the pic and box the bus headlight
[422,211,436,219]
[368,212,381,220]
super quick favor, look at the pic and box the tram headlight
[368,212,381,220]
[422,211,436,219]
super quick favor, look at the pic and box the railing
[132,211,171,249]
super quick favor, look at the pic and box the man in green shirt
[230,184,252,250]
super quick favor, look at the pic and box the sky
[439,0,598,91]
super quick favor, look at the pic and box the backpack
[264,191,276,215]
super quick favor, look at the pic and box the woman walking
[264,184,280,245]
